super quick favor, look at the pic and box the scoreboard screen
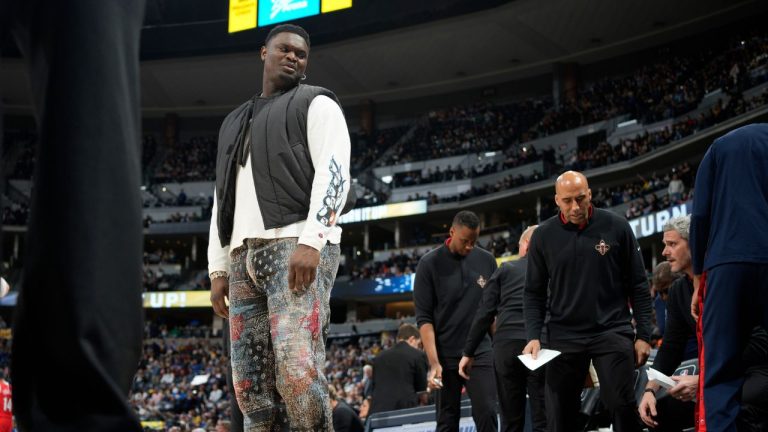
[258,0,320,26]
[230,0,353,33]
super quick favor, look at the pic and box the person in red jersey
[0,370,12,432]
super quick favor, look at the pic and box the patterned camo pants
[229,238,340,432]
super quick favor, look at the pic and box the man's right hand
[638,391,658,428]
[523,339,541,359]
[211,277,230,319]
[427,362,443,390]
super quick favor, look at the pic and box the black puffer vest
[214,84,353,248]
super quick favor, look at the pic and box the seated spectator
[329,385,364,432]
[369,324,428,415]
[650,261,676,343]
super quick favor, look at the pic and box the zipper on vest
[261,100,286,223]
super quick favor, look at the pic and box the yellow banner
[229,0,257,33]
[322,0,352,13]
[496,255,520,265]
[338,200,427,224]
[141,421,165,430]
[142,291,212,309]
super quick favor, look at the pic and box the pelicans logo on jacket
[595,240,611,256]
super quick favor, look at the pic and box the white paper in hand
[647,368,676,389]
[517,349,561,371]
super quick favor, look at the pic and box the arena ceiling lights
[229,0,352,33]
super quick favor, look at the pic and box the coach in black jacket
[370,324,428,414]
[460,225,546,432]
[524,171,653,432]
[415,210,499,432]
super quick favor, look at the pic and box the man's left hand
[288,244,320,293]
[458,356,474,380]
[634,339,652,367]
[691,274,701,321]
[669,375,698,402]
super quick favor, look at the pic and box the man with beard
[524,171,653,432]
[208,24,353,431]
[415,210,499,432]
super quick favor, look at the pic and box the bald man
[524,171,653,432]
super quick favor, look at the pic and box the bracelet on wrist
[209,271,229,281]
[644,388,656,396]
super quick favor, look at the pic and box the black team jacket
[414,241,498,368]
[524,207,653,343]
[655,276,768,379]
[463,256,531,357]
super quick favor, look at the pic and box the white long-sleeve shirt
[667,178,685,195]
[208,95,351,275]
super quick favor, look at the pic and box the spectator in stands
[207,24,352,431]
[324,334,387,413]
[361,364,373,401]
[667,173,685,203]
[640,216,768,431]
[652,261,675,301]
[215,419,231,432]
[130,330,234,430]
[369,323,428,415]
[414,210,499,432]
[690,123,768,431]
[372,32,768,174]
[460,225,546,432]
[328,386,364,432]
[348,250,422,281]
[524,171,652,432]
[650,262,676,342]
[384,65,768,207]
[153,136,217,183]
[4,1,146,431]
[177,189,187,206]
[358,398,370,423]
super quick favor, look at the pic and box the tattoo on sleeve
[316,156,346,227]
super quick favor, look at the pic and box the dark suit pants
[436,352,498,432]
[494,339,546,432]
[546,332,641,432]
[701,263,768,432]
[3,1,147,431]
